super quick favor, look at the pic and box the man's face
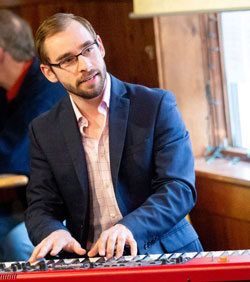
[42,20,107,100]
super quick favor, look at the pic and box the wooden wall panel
[191,210,250,251]
[0,0,159,88]
[191,174,250,251]
[154,14,210,157]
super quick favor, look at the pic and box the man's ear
[0,47,4,64]
[40,64,58,83]
[96,35,105,58]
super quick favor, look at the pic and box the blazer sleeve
[118,91,197,252]
[25,122,68,246]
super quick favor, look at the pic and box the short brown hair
[0,9,35,62]
[35,13,97,65]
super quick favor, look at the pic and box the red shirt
[7,59,33,102]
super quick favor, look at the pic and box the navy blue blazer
[26,74,200,254]
[0,57,65,176]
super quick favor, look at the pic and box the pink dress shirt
[70,74,123,249]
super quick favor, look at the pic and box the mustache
[76,70,98,86]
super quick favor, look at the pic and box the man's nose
[77,55,92,71]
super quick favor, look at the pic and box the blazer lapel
[58,96,89,194]
[57,76,129,195]
[109,75,130,190]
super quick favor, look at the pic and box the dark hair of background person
[0,9,35,61]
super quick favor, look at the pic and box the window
[221,11,250,150]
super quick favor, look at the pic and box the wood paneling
[191,210,250,251]
[192,158,250,251]
[154,14,210,156]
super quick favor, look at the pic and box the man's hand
[29,230,86,262]
[88,224,137,259]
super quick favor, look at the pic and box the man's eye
[62,57,75,65]
[83,46,94,55]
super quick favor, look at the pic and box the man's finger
[97,231,109,257]
[50,242,65,256]
[106,234,118,259]
[72,241,86,256]
[127,237,137,257]
[114,235,125,259]
[88,242,98,257]
[28,245,42,263]
[28,238,53,262]
[37,242,55,258]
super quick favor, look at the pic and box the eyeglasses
[48,40,99,71]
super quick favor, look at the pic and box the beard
[59,63,107,100]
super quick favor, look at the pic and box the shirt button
[110,213,116,218]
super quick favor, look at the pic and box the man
[26,13,202,262]
[0,10,65,261]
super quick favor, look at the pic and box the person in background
[26,13,203,262]
[0,10,66,262]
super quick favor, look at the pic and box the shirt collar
[70,95,83,123]
[98,72,110,115]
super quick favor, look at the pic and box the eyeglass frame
[47,39,99,70]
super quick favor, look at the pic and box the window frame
[202,13,250,160]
